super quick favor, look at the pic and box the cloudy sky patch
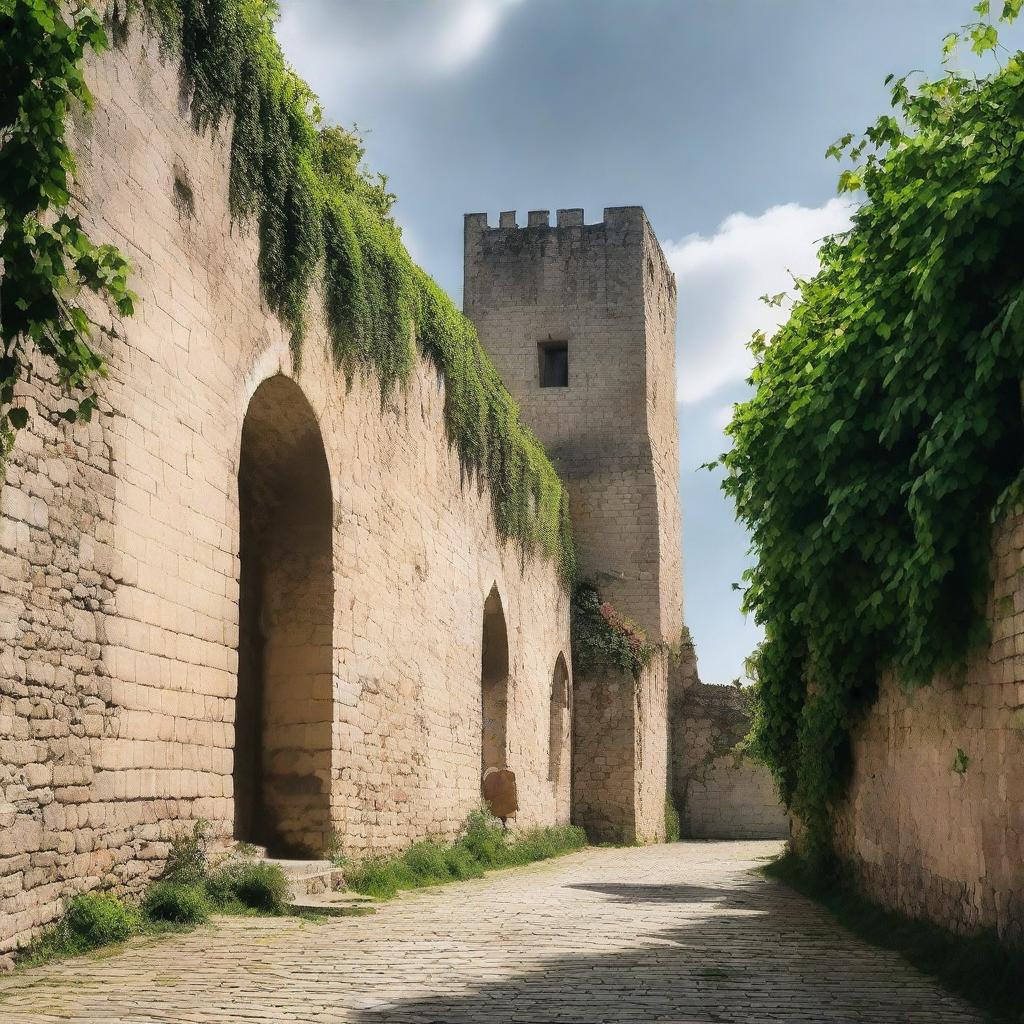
[668,198,855,406]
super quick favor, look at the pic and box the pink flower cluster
[598,602,648,652]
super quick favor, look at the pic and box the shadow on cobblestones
[352,878,977,1024]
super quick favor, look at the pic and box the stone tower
[464,207,684,841]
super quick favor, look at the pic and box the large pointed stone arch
[234,374,334,855]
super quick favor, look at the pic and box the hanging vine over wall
[1,0,576,584]
[0,0,136,467]
[721,1,1024,864]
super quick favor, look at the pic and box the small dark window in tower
[539,341,569,388]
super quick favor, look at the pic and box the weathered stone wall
[568,650,668,845]
[671,680,788,841]
[833,511,1024,944]
[0,25,571,952]
[464,207,681,841]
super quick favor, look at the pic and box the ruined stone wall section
[671,682,788,841]
[0,26,570,952]
[833,510,1024,945]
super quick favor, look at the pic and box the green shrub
[665,798,681,843]
[443,844,485,881]
[64,892,140,948]
[506,825,587,866]
[402,841,454,885]
[345,857,417,900]
[143,881,212,925]
[346,811,587,900]
[20,891,141,966]
[457,807,507,867]
[205,861,290,914]
[162,819,210,885]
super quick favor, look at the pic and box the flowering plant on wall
[571,583,653,678]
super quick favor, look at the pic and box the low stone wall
[0,24,571,952]
[671,680,788,840]
[834,510,1024,945]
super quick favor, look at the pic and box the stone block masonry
[464,207,681,842]
[671,679,788,841]
[833,510,1024,945]
[0,25,572,952]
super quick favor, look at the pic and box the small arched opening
[480,585,510,778]
[548,652,571,790]
[234,375,334,856]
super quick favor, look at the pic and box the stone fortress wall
[833,510,1024,945]
[0,26,573,952]
[464,208,681,842]
[671,678,788,841]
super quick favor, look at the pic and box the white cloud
[665,198,855,405]
[431,0,523,73]
[276,0,524,97]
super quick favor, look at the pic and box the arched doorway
[480,585,509,778]
[548,652,571,794]
[234,375,334,856]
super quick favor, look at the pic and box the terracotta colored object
[482,769,519,820]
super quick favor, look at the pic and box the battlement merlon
[464,207,676,289]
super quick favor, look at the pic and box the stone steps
[261,857,347,898]
[231,848,372,913]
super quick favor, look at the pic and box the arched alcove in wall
[481,585,510,778]
[234,374,334,856]
[548,652,571,788]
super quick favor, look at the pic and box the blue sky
[276,0,1010,683]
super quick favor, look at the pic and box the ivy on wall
[1,0,576,585]
[0,0,136,465]
[720,1,1024,863]
[571,584,654,679]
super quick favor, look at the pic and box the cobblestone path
[0,840,979,1023]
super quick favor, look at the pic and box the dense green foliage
[0,0,136,466]
[143,880,213,924]
[18,892,141,966]
[765,851,1024,1022]
[204,860,290,913]
[723,3,1024,861]
[1,0,575,580]
[570,583,654,678]
[346,808,587,900]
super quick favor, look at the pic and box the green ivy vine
[0,0,136,466]
[2,0,576,584]
[571,584,654,678]
[722,1,1024,864]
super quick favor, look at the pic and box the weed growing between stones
[346,807,587,900]
[664,798,681,842]
[764,850,1024,1023]
[16,822,291,969]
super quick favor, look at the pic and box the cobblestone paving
[0,841,980,1023]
